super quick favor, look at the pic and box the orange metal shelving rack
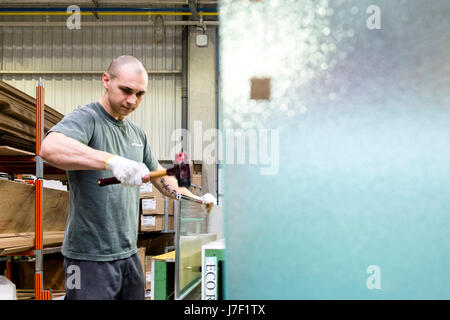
[33,78,52,300]
[0,78,57,300]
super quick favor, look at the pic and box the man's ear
[102,73,111,90]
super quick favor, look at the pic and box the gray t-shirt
[49,102,159,261]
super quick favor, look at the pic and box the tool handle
[148,169,167,179]
[97,177,119,186]
[97,169,167,187]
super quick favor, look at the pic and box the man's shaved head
[100,55,148,121]
[107,55,147,80]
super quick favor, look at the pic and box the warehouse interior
[0,0,223,300]
[1,0,450,302]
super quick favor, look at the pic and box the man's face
[102,67,148,121]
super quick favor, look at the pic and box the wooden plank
[0,233,33,238]
[0,121,35,143]
[0,232,64,249]
[0,80,64,151]
[0,245,34,255]
[0,80,64,123]
[0,180,69,234]
[43,233,64,246]
[0,146,34,156]
[0,135,35,153]
[0,236,34,249]
[17,290,65,300]
[0,231,63,238]
[0,113,36,138]
[0,97,56,131]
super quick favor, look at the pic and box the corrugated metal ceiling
[0,14,184,160]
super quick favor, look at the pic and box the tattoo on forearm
[160,178,177,197]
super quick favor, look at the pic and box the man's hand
[106,155,150,186]
[200,193,217,205]
[200,193,217,213]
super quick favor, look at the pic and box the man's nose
[126,94,136,105]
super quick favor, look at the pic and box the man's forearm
[40,132,112,171]
[154,176,200,200]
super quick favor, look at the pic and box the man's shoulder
[74,102,99,114]
[65,102,100,121]
[49,102,98,141]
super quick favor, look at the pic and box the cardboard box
[141,197,174,215]
[138,247,146,278]
[141,254,153,290]
[192,161,202,194]
[191,173,202,196]
[192,174,202,187]
[140,182,154,193]
[145,272,152,290]
[167,198,174,215]
[140,190,163,199]
[136,233,174,256]
[145,256,153,273]
[193,161,202,175]
[11,252,65,291]
[140,182,162,198]
[140,214,174,232]
[144,255,153,289]
[141,197,165,215]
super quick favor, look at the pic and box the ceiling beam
[0,1,196,6]
[0,1,218,7]
[0,20,220,27]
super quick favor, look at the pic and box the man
[40,55,215,300]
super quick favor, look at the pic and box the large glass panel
[220,0,450,299]
[175,199,217,299]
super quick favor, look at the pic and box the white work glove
[200,193,217,205]
[106,155,150,187]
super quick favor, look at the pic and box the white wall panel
[0,15,182,160]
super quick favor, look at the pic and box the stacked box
[140,183,174,215]
[135,252,154,299]
[137,233,174,256]
[141,197,166,215]
[140,215,174,232]
[193,162,202,175]
[142,255,153,300]
[137,247,146,278]
[192,162,202,187]
[191,162,202,196]
[11,252,65,291]
[145,255,153,291]
[139,182,160,198]
[192,174,202,187]
[139,183,175,232]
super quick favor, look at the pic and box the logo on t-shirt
[132,142,143,148]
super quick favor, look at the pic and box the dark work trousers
[63,253,145,300]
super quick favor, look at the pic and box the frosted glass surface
[220,0,450,299]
